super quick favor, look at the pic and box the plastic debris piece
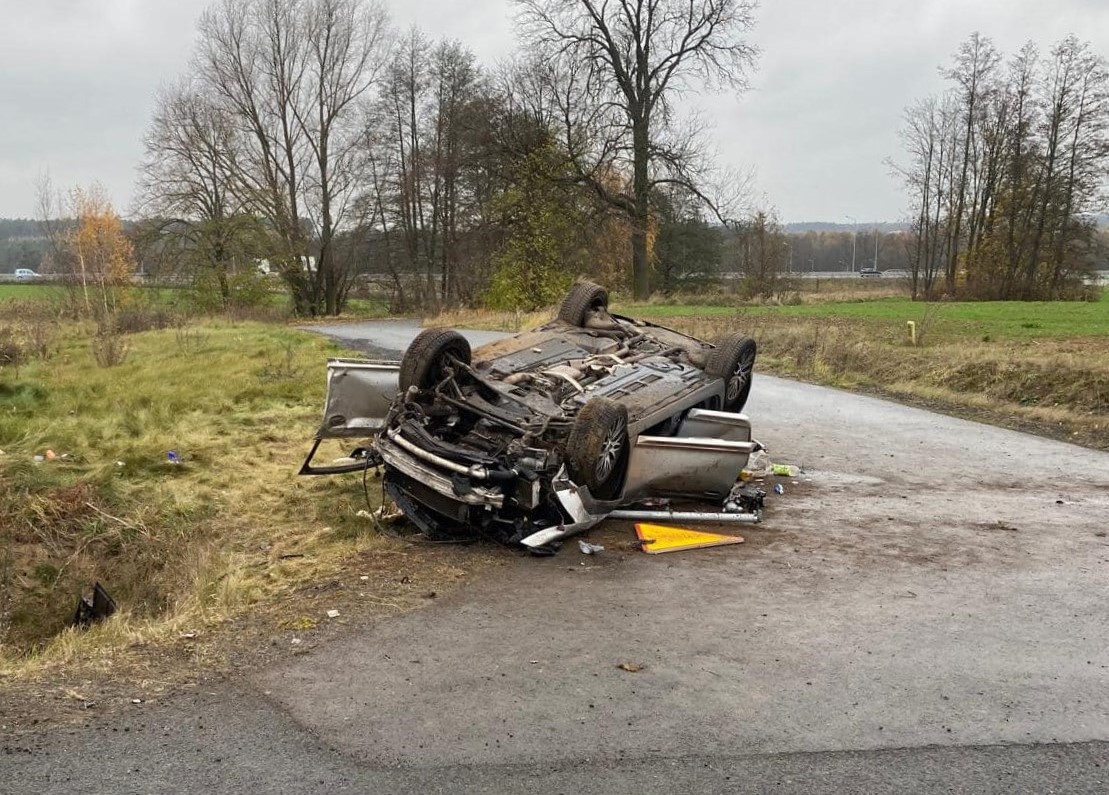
[635,523,745,554]
[33,455,45,463]
[774,483,785,495]
[771,464,800,477]
[326,609,340,619]
[73,582,117,628]
[745,449,772,476]
[166,451,180,464]
[578,540,605,555]
[45,449,57,461]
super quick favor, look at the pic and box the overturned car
[302,282,762,550]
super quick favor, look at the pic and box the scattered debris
[326,609,340,619]
[578,540,605,555]
[617,662,645,673]
[745,449,772,477]
[726,484,766,514]
[635,523,745,554]
[73,582,117,628]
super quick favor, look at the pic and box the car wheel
[566,398,629,500]
[557,282,609,326]
[706,333,757,412]
[399,328,472,391]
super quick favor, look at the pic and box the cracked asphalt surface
[5,320,1109,793]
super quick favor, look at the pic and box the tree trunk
[631,119,650,299]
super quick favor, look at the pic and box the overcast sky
[1,0,1107,223]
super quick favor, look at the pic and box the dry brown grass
[428,306,551,333]
[0,317,497,685]
[674,313,1109,449]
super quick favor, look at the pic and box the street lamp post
[845,215,858,273]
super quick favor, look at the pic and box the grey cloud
[0,0,1105,221]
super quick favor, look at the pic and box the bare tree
[514,0,758,299]
[943,32,1001,293]
[191,0,387,316]
[299,0,389,313]
[135,83,268,299]
[897,32,1109,301]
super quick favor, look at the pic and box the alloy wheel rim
[595,418,625,482]
[727,353,754,402]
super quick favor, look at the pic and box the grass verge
[0,315,487,690]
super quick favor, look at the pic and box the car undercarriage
[301,283,763,551]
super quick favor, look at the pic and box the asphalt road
[6,320,1109,793]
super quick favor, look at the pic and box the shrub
[0,327,24,370]
[90,320,130,368]
[113,305,182,335]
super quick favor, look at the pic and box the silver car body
[302,306,759,548]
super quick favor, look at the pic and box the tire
[399,328,472,391]
[557,282,609,326]
[706,333,757,412]
[565,398,629,500]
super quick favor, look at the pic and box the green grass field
[0,284,59,302]
[619,292,1109,341]
[0,282,387,318]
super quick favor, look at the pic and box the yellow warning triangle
[635,523,745,554]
